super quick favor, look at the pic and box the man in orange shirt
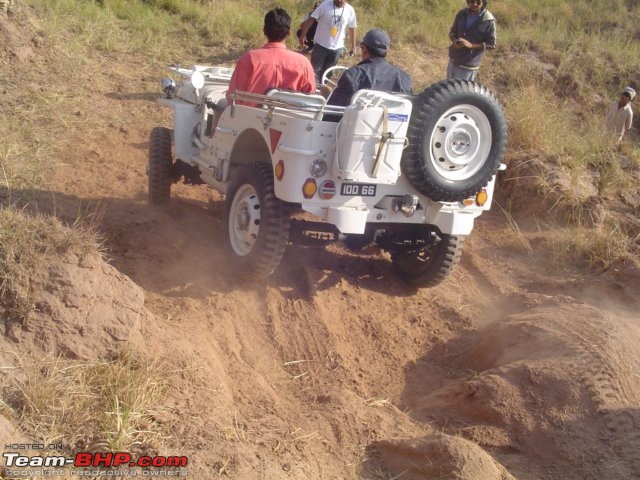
[226,8,316,105]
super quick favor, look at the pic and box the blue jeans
[311,44,344,83]
[446,60,478,81]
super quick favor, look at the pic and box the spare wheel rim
[229,184,261,256]
[429,104,492,181]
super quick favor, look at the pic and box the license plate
[340,183,377,196]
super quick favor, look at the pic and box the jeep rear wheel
[224,163,290,279]
[391,234,465,287]
[148,127,174,205]
[401,80,507,202]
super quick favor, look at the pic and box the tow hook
[392,194,419,217]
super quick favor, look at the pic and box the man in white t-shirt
[298,0,357,83]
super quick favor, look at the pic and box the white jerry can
[333,90,412,184]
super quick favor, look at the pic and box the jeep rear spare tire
[224,163,290,280]
[401,79,507,202]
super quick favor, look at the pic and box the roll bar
[232,91,346,119]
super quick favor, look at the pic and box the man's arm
[298,17,317,47]
[483,19,496,50]
[301,61,317,94]
[456,19,495,51]
[347,27,357,53]
[448,10,461,43]
[226,54,250,103]
[454,38,483,50]
[399,70,413,95]
[626,109,633,132]
[605,104,615,128]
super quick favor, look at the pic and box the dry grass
[0,207,100,318]
[503,84,567,153]
[0,350,168,453]
[366,397,391,408]
[551,216,634,272]
[493,201,533,253]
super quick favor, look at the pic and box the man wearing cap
[325,29,412,110]
[298,0,357,84]
[447,0,496,81]
[605,87,635,146]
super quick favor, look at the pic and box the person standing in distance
[298,0,357,84]
[605,86,635,146]
[447,0,496,81]
[0,0,14,15]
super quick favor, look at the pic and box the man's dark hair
[264,8,291,42]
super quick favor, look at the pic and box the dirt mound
[373,433,514,480]
[3,251,144,359]
[0,12,40,62]
[497,152,601,223]
[401,299,640,479]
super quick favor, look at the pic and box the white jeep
[149,64,507,287]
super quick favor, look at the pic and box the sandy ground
[2,9,640,480]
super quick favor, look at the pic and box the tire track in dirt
[544,309,640,477]
[463,233,640,474]
[264,291,336,395]
[494,303,638,478]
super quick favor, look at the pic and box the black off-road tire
[148,127,174,205]
[401,79,507,202]
[224,163,290,280]
[391,234,465,287]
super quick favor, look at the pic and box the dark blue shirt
[327,57,413,108]
[463,8,484,30]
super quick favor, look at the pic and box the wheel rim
[228,184,261,256]
[428,104,492,181]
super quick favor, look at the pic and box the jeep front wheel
[148,127,174,205]
[391,234,465,287]
[224,163,290,279]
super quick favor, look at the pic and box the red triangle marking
[269,129,282,154]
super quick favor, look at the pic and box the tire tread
[402,79,507,202]
[148,127,173,205]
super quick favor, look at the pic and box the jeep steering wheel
[321,66,348,88]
